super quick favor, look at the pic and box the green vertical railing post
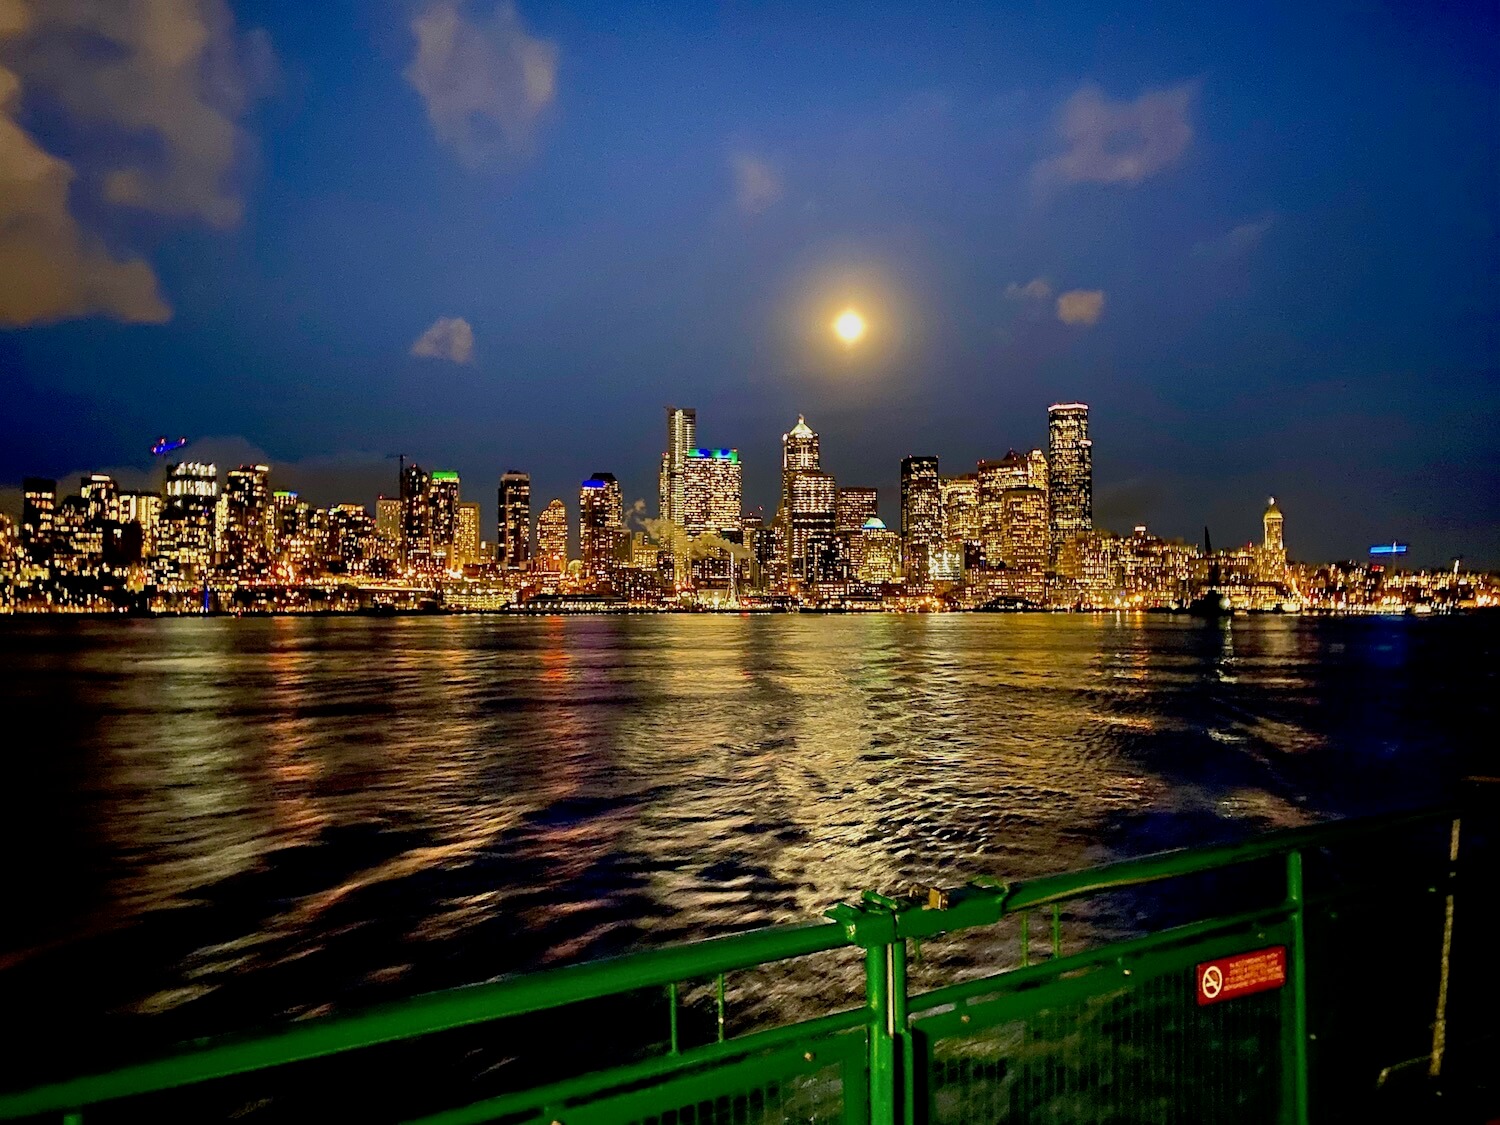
[866,941,897,1125]
[1285,849,1311,1125]
[666,982,679,1055]
[891,938,915,1125]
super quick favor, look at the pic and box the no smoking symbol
[1201,965,1224,999]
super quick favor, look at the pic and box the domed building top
[787,415,815,438]
[862,516,887,531]
[1265,496,1282,516]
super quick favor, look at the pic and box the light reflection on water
[0,613,1489,1057]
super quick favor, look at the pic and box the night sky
[2,1,1496,566]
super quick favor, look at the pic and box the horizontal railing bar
[0,920,847,1119]
[1002,807,1451,913]
[907,903,1291,1015]
[406,1007,870,1125]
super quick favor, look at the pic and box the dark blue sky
[2,1,1496,565]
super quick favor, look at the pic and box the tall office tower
[160,462,219,583]
[781,415,820,490]
[537,498,569,573]
[1047,403,1093,547]
[788,470,837,586]
[579,473,623,583]
[120,491,162,556]
[1263,498,1284,555]
[662,407,697,524]
[328,504,375,571]
[1025,448,1049,491]
[401,463,431,566]
[375,497,403,561]
[900,456,942,583]
[683,449,743,537]
[429,471,461,564]
[20,478,55,560]
[272,490,303,551]
[978,451,1029,566]
[1000,486,1049,601]
[80,474,119,525]
[940,474,980,549]
[499,471,532,569]
[455,501,481,567]
[852,517,903,584]
[223,464,272,575]
[836,487,879,533]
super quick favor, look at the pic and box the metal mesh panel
[618,1062,846,1125]
[925,968,1281,1125]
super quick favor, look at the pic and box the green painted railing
[0,803,1486,1124]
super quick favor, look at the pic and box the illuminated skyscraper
[1000,487,1049,577]
[788,470,837,586]
[375,497,402,561]
[537,499,568,573]
[683,449,742,536]
[159,462,219,584]
[119,491,161,556]
[579,473,623,583]
[455,501,481,566]
[80,474,119,525]
[401,463,431,566]
[978,452,1028,566]
[661,407,697,524]
[1263,498,1284,554]
[836,487,879,533]
[900,455,941,583]
[852,517,903,584]
[429,471,461,565]
[499,471,531,569]
[1047,403,1093,547]
[21,478,55,561]
[328,504,375,572]
[940,474,980,560]
[223,464,272,575]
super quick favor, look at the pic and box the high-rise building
[375,497,402,561]
[1263,498,1284,555]
[940,474,980,558]
[661,407,697,525]
[159,462,219,585]
[429,471,461,566]
[499,471,531,570]
[836,487,879,533]
[977,452,1027,567]
[782,415,820,481]
[21,477,55,561]
[1047,403,1093,550]
[1000,486,1049,602]
[851,517,903,584]
[223,464,272,575]
[788,470,837,586]
[401,463,431,566]
[537,498,569,573]
[327,504,376,572]
[579,473,623,583]
[455,501,481,567]
[683,449,742,537]
[80,474,119,525]
[900,456,941,583]
[119,491,161,556]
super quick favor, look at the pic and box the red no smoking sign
[1196,946,1287,1006]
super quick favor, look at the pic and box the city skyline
[1,403,1486,572]
[5,395,1494,619]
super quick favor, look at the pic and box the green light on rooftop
[431,471,460,482]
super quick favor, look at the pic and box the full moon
[833,309,867,345]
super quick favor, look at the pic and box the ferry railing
[0,802,1484,1124]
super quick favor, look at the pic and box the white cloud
[1193,214,1276,259]
[405,0,557,167]
[1004,278,1053,301]
[410,316,475,363]
[1056,289,1105,326]
[0,0,271,227]
[1035,82,1195,188]
[0,65,169,326]
[729,151,783,214]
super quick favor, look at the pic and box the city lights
[0,402,1489,615]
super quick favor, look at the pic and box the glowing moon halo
[832,309,867,345]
